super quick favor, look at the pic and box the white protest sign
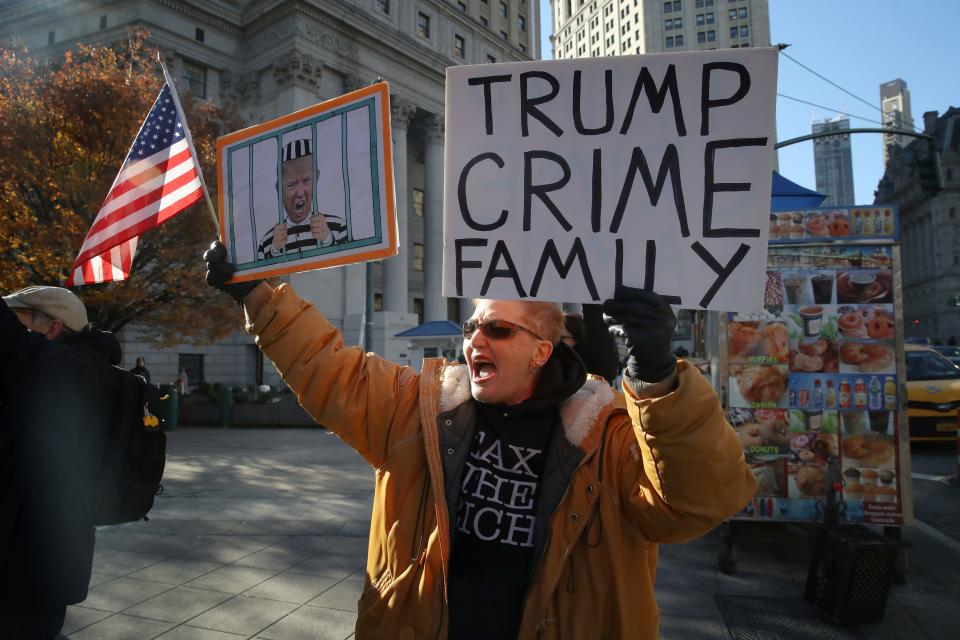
[217,82,397,282]
[442,49,777,310]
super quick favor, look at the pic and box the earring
[528,360,543,374]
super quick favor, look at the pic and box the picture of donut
[866,310,895,340]
[838,311,868,339]
[841,434,895,468]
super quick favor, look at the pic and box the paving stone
[67,613,175,640]
[259,606,357,640]
[244,572,339,604]
[307,579,363,612]
[80,576,173,613]
[188,595,299,636]
[62,605,112,635]
[187,565,278,594]
[128,558,225,586]
[124,586,234,624]
[234,546,317,571]
[288,553,365,580]
[155,626,245,640]
[182,540,272,564]
[94,550,168,577]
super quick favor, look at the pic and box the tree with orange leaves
[0,32,243,344]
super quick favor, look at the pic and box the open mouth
[470,358,497,383]
[294,198,306,213]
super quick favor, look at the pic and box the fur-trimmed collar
[438,364,615,447]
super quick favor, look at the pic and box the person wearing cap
[1,286,121,638]
[257,139,348,259]
[203,244,756,640]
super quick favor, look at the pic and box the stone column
[423,113,445,321]
[384,96,416,313]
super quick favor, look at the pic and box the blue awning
[395,320,462,339]
[771,171,827,212]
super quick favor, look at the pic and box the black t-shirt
[447,343,586,639]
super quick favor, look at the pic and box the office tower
[812,116,855,206]
[552,0,770,59]
[880,79,915,165]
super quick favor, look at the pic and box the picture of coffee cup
[850,271,878,296]
[868,411,890,434]
[811,274,834,304]
[799,305,824,338]
[783,275,807,305]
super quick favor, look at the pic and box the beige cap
[3,286,89,332]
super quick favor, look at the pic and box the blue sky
[538,0,956,204]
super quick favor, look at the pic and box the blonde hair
[471,299,565,345]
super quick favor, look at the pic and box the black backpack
[90,367,167,525]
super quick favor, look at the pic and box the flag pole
[157,52,221,237]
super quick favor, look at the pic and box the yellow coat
[249,285,757,639]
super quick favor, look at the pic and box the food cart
[713,203,912,595]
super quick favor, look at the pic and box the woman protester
[204,241,755,640]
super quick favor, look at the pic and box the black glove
[203,241,260,305]
[602,289,677,383]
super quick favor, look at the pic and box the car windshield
[934,346,960,357]
[906,350,960,380]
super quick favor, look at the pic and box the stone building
[0,0,539,386]
[875,108,960,341]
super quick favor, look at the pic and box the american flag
[67,82,204,286]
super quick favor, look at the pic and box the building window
[458,1,467,11]
[487,54,497,63]
[730,26,738,38]
[739,24,749,37]
[500,1,508,17]
[664,1,672,10]
[696,13,704,25]
[195,27,205,42]
[376,0,390,14]
[739,7,747,18]
[520,43,527,53]
[707,29,715,42]
[666,36,674,47]
[414,298,424,324]
[500,30,508,40]
[47,30,55,44]
[480,16,488,26]
[675,34,684,45]
[454,34,465,58]
[413,243,424,271]
[697,31,705,43]
[665,18,673,29]
[673,1,681,10]
[412,188,425,216]
[728,8,737,19]
[675,16,683,27]
[518,15,526,31]
[696,0,703,6]
[374,293,383,311]
[178,354,204,386]
[99,15,107,29]
[181,61,207,98]
[417,12,431,38]
[705,12,713,23]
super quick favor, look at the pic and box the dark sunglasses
[462,318,545,341]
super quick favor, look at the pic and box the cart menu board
[725,206,905,525]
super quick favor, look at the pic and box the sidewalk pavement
[65,428,959,639]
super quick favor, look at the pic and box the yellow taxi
[906,344,960,442]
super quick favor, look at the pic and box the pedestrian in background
[562,304,620,384]
[175,369,189,396]
[130,356,151,383]
[205,242,755,639]
[1,286,120,639]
